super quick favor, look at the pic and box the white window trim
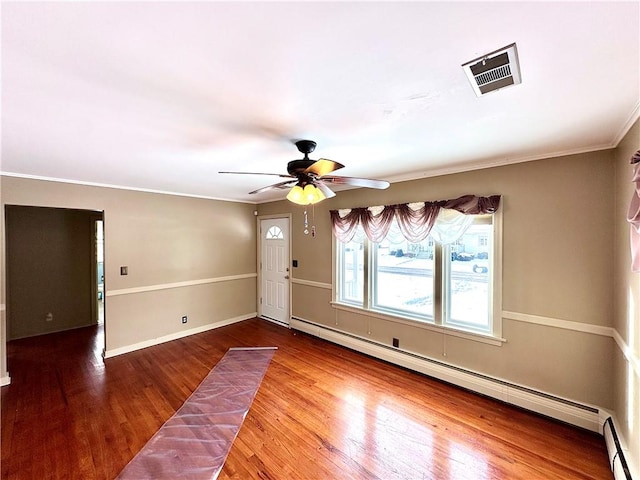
[332,207,504,345]
[329,302,506,346]
[491,206,503,340]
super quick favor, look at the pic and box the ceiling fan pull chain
[311,204,316,238]
[303,209,309,235]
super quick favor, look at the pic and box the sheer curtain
[627,150,640,271]
[330,194,500,245]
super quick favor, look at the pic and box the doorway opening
[4,205,105,362]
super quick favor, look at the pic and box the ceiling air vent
[462,43,521,96]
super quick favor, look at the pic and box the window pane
[445,222,492,330]
[339,238,364,305]
[265,226,284,239]
[373,223,434,318]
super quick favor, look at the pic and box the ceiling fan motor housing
[287,160,316,176]
[288,140,317,175]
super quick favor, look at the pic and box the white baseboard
[0,375,11,387]
[104,313,256,359]
[291,317,602,432]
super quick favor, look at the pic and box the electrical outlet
[181,316,188,324]
[120,266,128,275]
[45,312,53,322]
[392,337,399,348]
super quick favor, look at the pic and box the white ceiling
[2,1,639,203]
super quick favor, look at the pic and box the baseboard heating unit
[603,417,633,480]
[290,317,602,430]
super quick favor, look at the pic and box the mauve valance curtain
[330,194,501,244]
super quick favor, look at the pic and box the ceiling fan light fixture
[286,183,326,205]
[304,184,325,204]
[286,185,306,204]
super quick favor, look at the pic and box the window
[265,226,284,239]
[336,213,501,340]
[337,235,365,306]
[443,218,493,331]
[372,222,434,319]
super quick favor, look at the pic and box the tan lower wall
[105,278,257,351]
[292,282,613,407]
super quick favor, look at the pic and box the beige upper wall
[2,179,257,287]
[102,189,256,289]
[261,149,615,327]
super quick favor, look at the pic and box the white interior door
[260,217,290,325]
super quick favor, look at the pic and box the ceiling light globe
[286,185,307,205]
[303,184,317,203]
[313,187,326,203]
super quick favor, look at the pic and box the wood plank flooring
[1,318,612,479]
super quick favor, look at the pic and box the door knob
[284,275,290,279]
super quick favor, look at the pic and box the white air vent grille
[475,64,512,87]
[463,43,521,96]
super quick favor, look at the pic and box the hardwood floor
[1,318,612,479]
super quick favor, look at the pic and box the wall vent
[462,43,522,96]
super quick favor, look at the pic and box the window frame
[332,208,503,345]
[265,225,284,239]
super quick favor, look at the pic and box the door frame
[257,214,292,327]
[90,214,104,326]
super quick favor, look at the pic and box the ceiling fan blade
[219,171,294,178]
[304,159,345,177]
[315,181,336,199]
[322,176,390,189]
[249,180,297,195]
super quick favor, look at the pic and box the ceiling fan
[219,140,390,205]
